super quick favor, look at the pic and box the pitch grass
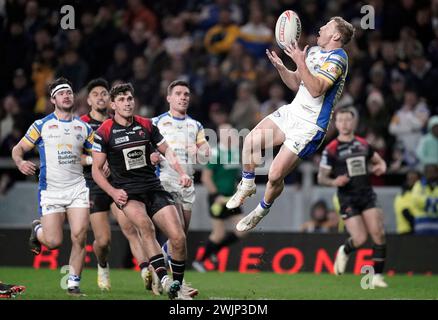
[1,267,437,300]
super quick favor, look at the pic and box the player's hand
[103,161,111,178]
[372,161,387,176]
[179,174,192,187]
[284,42,308,67]
[150,152,162,166]
[332,175,350,187]
[215,195,228,205]
[266,49,287,72]
[110,188,128,208]
[17,160,37,176]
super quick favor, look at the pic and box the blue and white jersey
[152,112,207,180]
[22,112,94,191]
[289,46,348,131]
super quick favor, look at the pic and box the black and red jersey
[320,136,375,196]
[93,115,165,193]
[81,113,106,193]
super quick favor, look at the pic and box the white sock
[68,274,81,288]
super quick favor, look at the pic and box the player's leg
[90,205,112,291]
[33,212,66,251]
[192,218,226,273]
[236,145,300,232]
[227,117,285,209]
[363,207,388,287]
[334,215,368,275]
[123,199,180,299]
[90,212,111,265]
[30,190,67,254]
[111,203,159,293]
[152,202,190,300]
[66,207,89,295]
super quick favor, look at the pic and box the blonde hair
[330,16,355,45]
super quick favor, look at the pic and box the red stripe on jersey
[96,119,114,143]
[134,115,152,134]
[326,139,339,157]
[80,114,91,123]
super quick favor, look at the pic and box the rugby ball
[275,10,301,50]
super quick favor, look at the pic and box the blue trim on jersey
[53,113,73,123]
[38,190,42,216]
[298,130,326,159]
[38,143,47,190]
[316,80,341,130]
[168,112,187,121]
[155,164,161,177]
[152,112,168,126]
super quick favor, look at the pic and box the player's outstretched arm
[157,141,192,187]
[284,43,332,97]
[266,49,301,91]
[12,140,37,176]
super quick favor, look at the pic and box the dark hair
[87,78,109,94]
[167,80,190,95]
[109,83,134,101]
[48,77,73,96]
[336,106,357,119]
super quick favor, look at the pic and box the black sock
[372,244,386,274]
[343,238,356,255]
[200,239,219,261]
[139,261,149,271]
[217,233,240,249]
[170,258,185,284]
[149,254,167,281]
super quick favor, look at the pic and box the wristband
[85,156,93,165]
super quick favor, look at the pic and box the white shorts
[161,180,195,211]
[39,182,90,216]
[267,105,326,159]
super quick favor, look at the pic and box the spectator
[416,115,438,167]
[10,69,36,117]
[300,200,335,233]
[394,170,421,234]
[359,90,390,140]
[126,21,149,59]
[238,7,273,59]
[123,0,157,34]
[163,17,193,58]
[204,8,240,56]
[55,49,89,92]
[229,82,259,131]
[389,89,430,167]
[259,82,287,120]
[410,164,438,235]
[144,34,171,84]
[130,56,159,116]
[105,43,132,83]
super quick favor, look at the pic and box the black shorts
[338,190,378,220]
[89,192,113,214]
[208,194,242,220]
[127,190,175,218]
